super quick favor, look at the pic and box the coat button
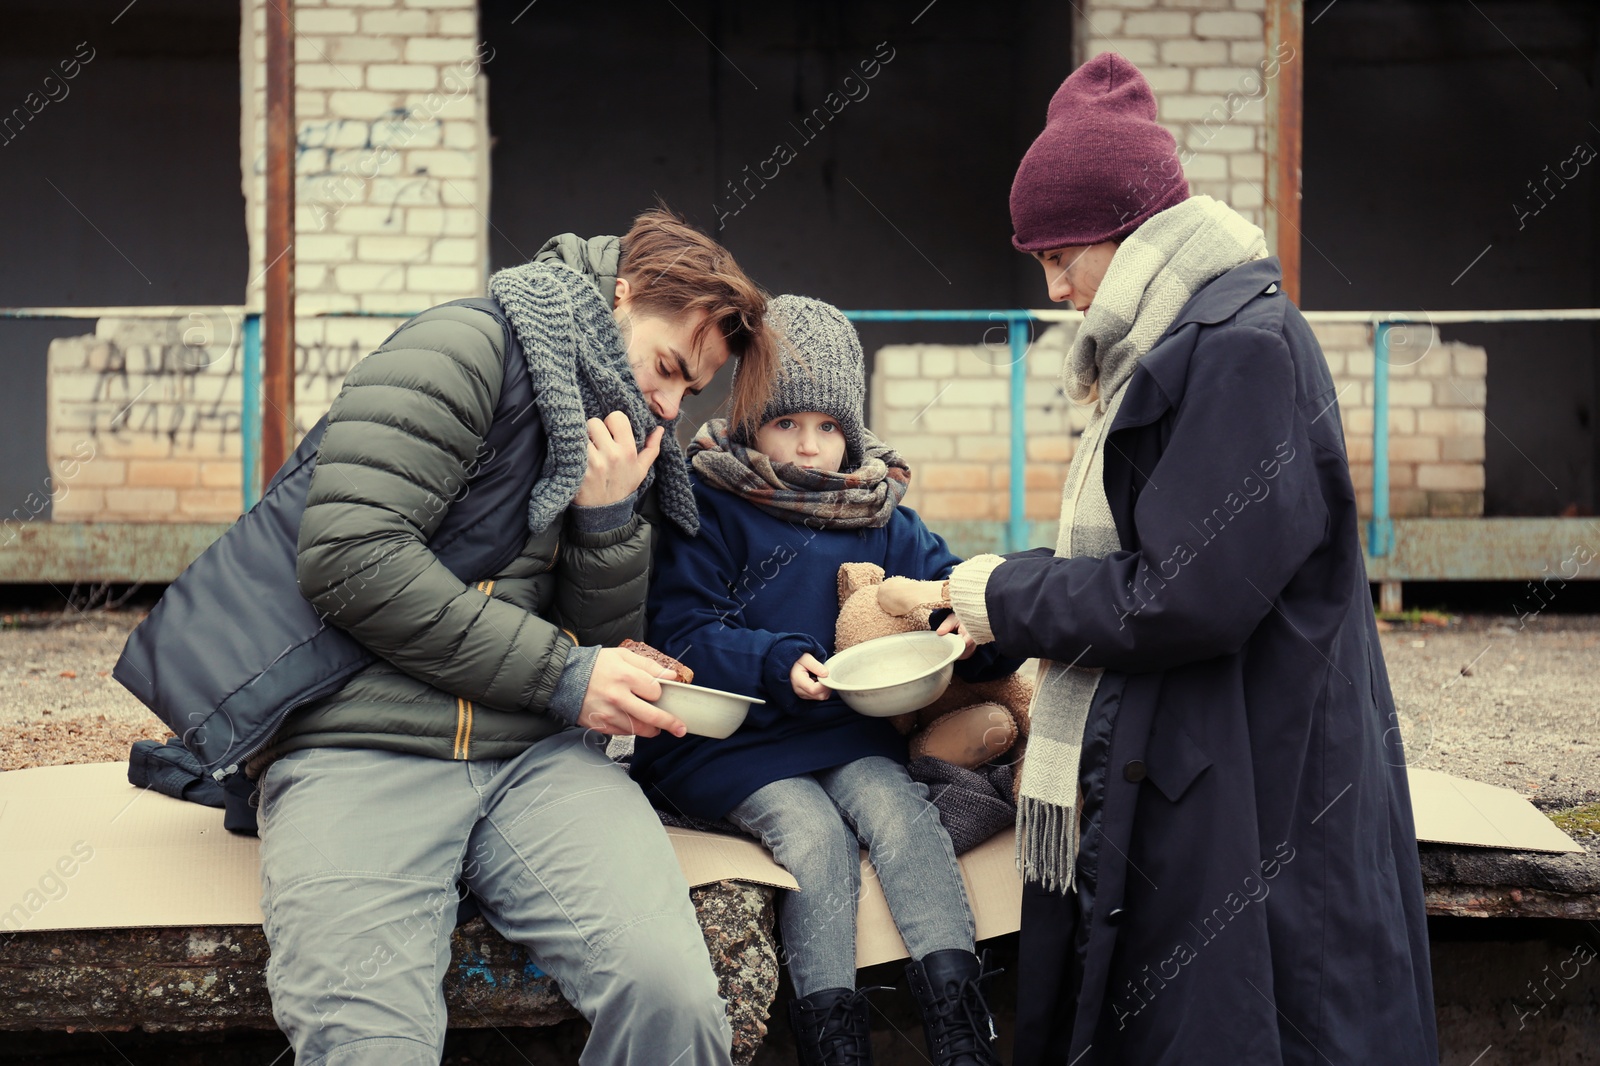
[1106,907,1125,926]
[1123,760,1147,783]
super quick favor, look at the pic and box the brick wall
[1317,322,1488,517]
[870,327,1087,527]
[1074,0,1277,231]
[242,0,490,314]
[870,321,1488,538]
[41,0,495,524]
[44,2,1491,529]
[46,315,396,523]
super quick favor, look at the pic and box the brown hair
[618,204,777,434]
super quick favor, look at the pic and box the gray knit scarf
[1020,195,1266,893]
[487,257,699,537]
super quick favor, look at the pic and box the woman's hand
[936,613,979,660]
[576,646,687,737]
[790,653,831,700]
[575,411,665,507]
[877,576,948,616]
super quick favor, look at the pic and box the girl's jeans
[727,756,976,996]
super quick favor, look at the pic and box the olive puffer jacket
[256,300,654,766]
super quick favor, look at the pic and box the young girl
[632,296,1009,1066]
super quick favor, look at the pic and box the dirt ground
[2,609,1596,807]
[0,611,168,772]
[1379,614,1600,809]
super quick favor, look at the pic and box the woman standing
[940,56,1438,1065]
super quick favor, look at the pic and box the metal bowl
[651,679,764,739]
[823,631,966,717]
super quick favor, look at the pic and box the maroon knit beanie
[1010,53,1190,251]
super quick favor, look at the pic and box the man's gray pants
[257,729,733,1066]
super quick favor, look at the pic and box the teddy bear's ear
[836,562,886,604]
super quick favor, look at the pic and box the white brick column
[241,0,490,314]
[1073,0,1276,231]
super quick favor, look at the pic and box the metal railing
[7,304,1600,561]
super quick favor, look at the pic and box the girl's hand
[790,653,831,700]
[936,613,979,660]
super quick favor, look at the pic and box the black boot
[788,985,885,1066]
[905,949,1004,1066]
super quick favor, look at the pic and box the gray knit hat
[735,294,867,467]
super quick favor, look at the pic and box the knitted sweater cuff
[949,554,1006,644]
[547,644,601,726]
[567,492,637,534]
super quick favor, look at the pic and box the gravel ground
[1380,614,1600,809]
[1,610,1596,808]
[0,612,168,772]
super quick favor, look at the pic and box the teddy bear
[833,563,1032,780]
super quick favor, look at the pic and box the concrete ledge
[1421,842,1600,920]
[9,517,1600,586]
[1361,518,1600,582]
[0,881,779,1066]
[0,522,231,583]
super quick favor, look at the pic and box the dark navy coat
[988,259,1438,1065]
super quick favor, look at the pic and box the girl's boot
[788,986,883,1065]
[904,949,1003,1066]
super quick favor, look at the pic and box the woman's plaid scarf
[687,418,910,530]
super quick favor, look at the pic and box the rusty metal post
[1264,0,1304,304]
[263,0,296,481]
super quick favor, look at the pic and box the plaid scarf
[687,418,910,530]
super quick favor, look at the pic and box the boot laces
[926,961,1004,1064]
[798,985,891,1065]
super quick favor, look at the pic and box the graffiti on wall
[54,316,390,456]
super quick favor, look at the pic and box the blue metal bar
[1369,321,1393,558]
[1008,315,1030,553]
[242,313,262,511]
[849,309,1037,550]
[843,310,1031,322]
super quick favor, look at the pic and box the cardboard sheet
[1,761,1578,956]
[0,762,794,935]
[1407,766,1582,853]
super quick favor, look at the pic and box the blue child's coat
[632,476,1011,821]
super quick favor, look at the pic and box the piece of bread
[620,639,694,684]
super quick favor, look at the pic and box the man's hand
[575,646,687,738]
[574,411,665,507]
[790,652,831,700]
[936,613,979,660]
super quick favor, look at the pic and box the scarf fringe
[1017,795,1078,895]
